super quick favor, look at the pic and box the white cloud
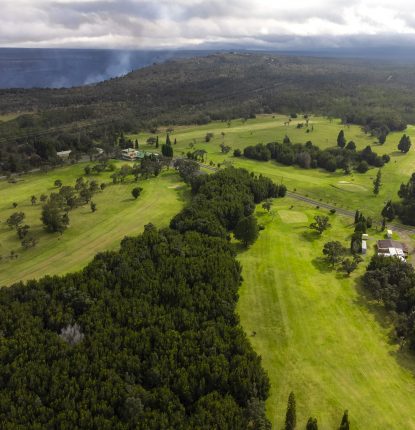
[1,0,415,48]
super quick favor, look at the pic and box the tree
[234,148,242,157]
[40,194,48,202]
[162,143,173,157]
[398,134,411,153]
[41,203,69,234]
[12,202,18,208]
[354,210,360,224]
[7,212,25,230]
[234,215,259,247]
[309,215,331,234]
[31,195,37,205]
[17,224,30,239]
[382,200,395,221]
[306,417,318,430]
[54,179,63,188]
[339,410,350,430]
[322,241,346,266]
[337,130,346,148]
[284,392,296,430]
[345,141,356,151]
[155,136,159,148]
[373,169,382,195]
[90,201,97,212]
[21,237,38,249]
[341,258,358,276]
[356,160,369,173]
[262,200,272,213]
[80,188,92,203]
[131,187,143,199]
[174,159,200,183]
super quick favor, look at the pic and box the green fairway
[238,198,415,429]
[0,164,185,286]
[129,114,415,218]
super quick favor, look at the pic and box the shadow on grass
[352,275,415,377]
[301,230,320,242]
[311,257,333,273]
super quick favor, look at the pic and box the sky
[2,0,415,50]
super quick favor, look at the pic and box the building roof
[377,239,408,253]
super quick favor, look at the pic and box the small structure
[120,148,160,161]
[362,240,367,255]
[121,148,142,161]
[387,229,393,239]
[362,233,369,240]
[56,150,72,160]
[377,239,408,261]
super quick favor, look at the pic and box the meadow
[131,116,415,428]
[130,114,415,218]
[0,162,185,286]
[238,198,415,429]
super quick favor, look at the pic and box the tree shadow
[311,257,332,273]
[352,275,415,378]
[301,230,320,242]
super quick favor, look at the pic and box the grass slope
[238,198,415,429]
[0,164,185,286]
[130,114,415,218]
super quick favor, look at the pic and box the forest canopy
[0,167,282,429]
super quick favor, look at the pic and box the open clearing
[238,198,415,429]
[129,114,415,217]
[0,164,184,286]
[278,209,308,223]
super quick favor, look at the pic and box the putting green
[278,209,308,223]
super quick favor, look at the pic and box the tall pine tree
[373,169,382,195]
[337,130,346,148]
[339,410,350,430]
[306,417,318,430]
[284,392,296,430]
[398,134,411,153]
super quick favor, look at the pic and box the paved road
[196,161,415,236]
[286,191,415,236]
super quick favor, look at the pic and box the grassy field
[0,163,185,286]
[237,197,415,429]
[129,114,415,218]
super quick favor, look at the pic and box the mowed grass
[0,163,185,286]
[238,198,415,429]
[129,114,415,218]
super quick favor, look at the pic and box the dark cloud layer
[1,0,415,50]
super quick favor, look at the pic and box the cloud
[1,0,415,49]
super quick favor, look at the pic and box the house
[121,148,158,161]
[377,239,408,261]
[56,150,72,160]
[121,148,142,161]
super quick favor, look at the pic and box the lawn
[0,163,185,286]
[237,197,415,429]
[129,114,415,218]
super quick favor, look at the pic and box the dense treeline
[363,256,415,349]
[2,52,415,173]
[382,172,415,225]
[0,167,282,428]
[243,139,389,173]
[171,167,286,237]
